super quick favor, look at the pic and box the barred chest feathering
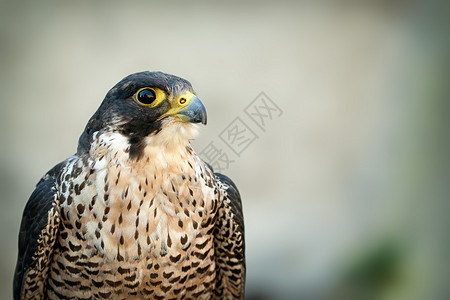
[48,131,220,299]
[14,72,245,300]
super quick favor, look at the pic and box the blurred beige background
[1,1,448,299]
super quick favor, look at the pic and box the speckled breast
[47,149,219,299]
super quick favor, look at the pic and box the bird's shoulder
[13,158,71,299]
[209,171,246,299]
[214,172,244,229]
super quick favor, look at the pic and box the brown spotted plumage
[14,72,245,299]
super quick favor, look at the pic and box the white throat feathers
[144,118,199,153]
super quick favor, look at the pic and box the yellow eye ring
[179,97,187,105]
[135,87,165,107]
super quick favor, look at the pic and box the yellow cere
[176,91,195,107]
[156,91,197,122]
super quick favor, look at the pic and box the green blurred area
[1,1,448,299]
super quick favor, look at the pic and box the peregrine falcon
[14,72,245,299]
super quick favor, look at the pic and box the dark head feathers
[77,71,195,155]
[106,71,195,100]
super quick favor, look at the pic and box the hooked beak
[176,96,207,125]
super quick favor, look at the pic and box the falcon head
[77,71,207,158]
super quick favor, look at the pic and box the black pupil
[138,89,156,105]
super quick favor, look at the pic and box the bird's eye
[137,88,156,105]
